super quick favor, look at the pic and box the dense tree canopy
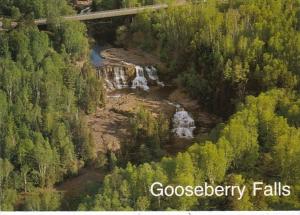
[124,0,300,115]
[92,0,176,10]
[1,0,300,211]
[78,90,300,210]
[0,0,74,19]
[0,2,105,211]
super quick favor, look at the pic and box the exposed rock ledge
[101,48,165,68]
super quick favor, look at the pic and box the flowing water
[145,66,165,87]
[90,45,103,67]
[90,45,195,139]
[131,66,150,91]
[166,101,196,139]
[114,67,128,89]
[58,42,204,210]
[100,70,114,90]
[172,108,196,139]
[100,63,163,91]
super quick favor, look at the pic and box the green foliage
[78,89,300,210]
[92,0,175,10]
[23,190,62,211]
[189,142,227,184]
[0,0,74,18]
[127,0,300,114]
[76,63,106,113]
[0,189,17,211]
[126,107,169,163]
[0,16,104,210]
[1,0,300,211]
[52,20,89,60]
[93,0,122,10]
[225,174,253,210]
[0,159,17,211]
[115,25,129,47]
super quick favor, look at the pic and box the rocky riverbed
[87,47,221,154]
[56,47,221,209]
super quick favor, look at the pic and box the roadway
[0,4,168,30]
[35,4,168,25]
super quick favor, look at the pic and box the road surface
[0,4,168,30]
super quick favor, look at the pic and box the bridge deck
[34,4,168,25]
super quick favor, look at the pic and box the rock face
[97,63,197,140]
[97,63,164,91]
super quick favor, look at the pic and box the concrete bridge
[35,4,168,25]
[0,4,168,29]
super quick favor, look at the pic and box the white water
[114,67,127,89]
[99,63,164,91]
[101,70,115,91]
[80,7,91,14]
[107,94,121,98]
[166,100,181,109]
[145,66,165,87]
[145,66,158,80]
[172,108,196,139]
[131,66,149,91]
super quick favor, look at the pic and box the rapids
[172,108,196,139]
[99,63,164,91]
[131,66,150,91]
[91,47,196,139]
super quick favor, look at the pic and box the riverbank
[101,47,165,67]
[55,46,221,210]
[88,46,221,154]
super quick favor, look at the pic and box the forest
[78,89,300,210]
[0,0,300,211]
[121,0,300,115]
[0,0,105,210]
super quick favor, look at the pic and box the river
[55,43,220,210]
[90,44,103,67]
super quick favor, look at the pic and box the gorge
[91,44,200,142]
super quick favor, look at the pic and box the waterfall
[131,66,149,91]
[99,64,164,92]
[145,66,165,87]
[100,70,115,91]
[80,7,91,14]
[145,66,158,80]
[172,108,196,139]
[114,67,127,89]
